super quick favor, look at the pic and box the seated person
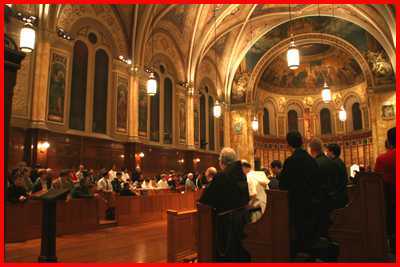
[111,172,123,193]
[185,173,197,191]
[31,169,51,194]
[7,175,27,203]
[21,167,33,194]
[133,178,144,189]
[150,177,159,188]
[71,177,99,199]
[9,167,21,185]
[97,172,113,204]
[168,174,179,188]
[157,174,169,188]
[142,178,152,189]
[261,168,279,190]
[120,182,137,196]
[51,170,71,190]
[68,165,79,184]
[177,174,184,185]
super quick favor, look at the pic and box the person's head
[241,160,251,175]
[82,169,89,177]
[126,178,132,185]
[359,164,365,172]
[188,173,193,179]
[60,170,69,181]
[270,160,282,176]
[12,174,23,187]
[19,162,27,170]
[102,172,109,179]
[137,178,144,185]
[286,131,303,151]
[116,172,122,179]
[68,165,75,172]
[171,174,177,180]
[122,167,127,173]
[135,166,141,173]
[38,169,47,180]
[365,165,372,172]
[88,168,94,174]
[22,167,31,178]
[11,167,21,178]
[387,127,396,149]
[100,166,105,172]
[78,165,84,172]
[80,177,89,187]
[110,164,116,171]
[46,168,53,178]
[309,138,324,158]
[169,170,175,175]
[326,143,341,159]
[161,174,167,181]
[123,182,130,188]
[219,147,236,170]
[177,174,182,180]
[260,168,271,178]
[151,177,157,184]
[205,167,217,182]
[35,164,42,170]
[145,178,150,184]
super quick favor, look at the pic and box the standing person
[261,168,279,190]
[131,167,142,183]
[279,131,339,262]
[29,164,41,184]
[270,160,282,181]
[199,147,250,263]
[121,167,130,182]
[96,166,106,182]
[108,165,117,180]
[374,127,396,253]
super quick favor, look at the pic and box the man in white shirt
[108,164,117,180]
[97,172,113,204]
[242,160,270,222]
[76,165,85,180]
[121,167,130,182]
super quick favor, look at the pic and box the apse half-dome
[257,43,365,95]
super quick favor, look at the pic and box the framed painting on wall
[382,104,395,120]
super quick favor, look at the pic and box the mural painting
[116,81,128,133]
[138,86,148,137]
[48,53,67,123]
[231,70,249,104]
[194,105,199,145]
[219,117,224,147]
[163,4,187,31]
[179,99,186,143]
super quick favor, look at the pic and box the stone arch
[285,99,304,135]
[314,101,334,136]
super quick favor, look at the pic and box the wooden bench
[330,172,389,262]
[166,209,197,263]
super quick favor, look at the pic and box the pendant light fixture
[19,12,36,52]
[252,115,259,131]
[147,5,157,96]
[287,4,299,69]
[332,4,346,121]
[247,18,258,131]
[213,5,220,118]
[319,4,331,103]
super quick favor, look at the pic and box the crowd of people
[6,127,395,262]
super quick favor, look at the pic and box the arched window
[200,93,206,149]
[320,108,331,134]
[288,110,298,132]
[150,72,160,142]
[164,77,173,144]
[208,96,215,151]
[92,49,108,134]
[352,102,362,130]
[263,108,270,134]
[69,40,88,131]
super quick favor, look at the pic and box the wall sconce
[139,152,145,157]
[178,159,184,163]
[38,142,50,153]
[57,29,74,41]
[118,55,132,65]
[195,158,200,163]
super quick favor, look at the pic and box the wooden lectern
[31,189,70,263]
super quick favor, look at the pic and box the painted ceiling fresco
[251,4,306,18]
[163,4,187,32]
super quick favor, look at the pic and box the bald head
[206,167,217,182]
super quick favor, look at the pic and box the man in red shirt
[373,127,396,253]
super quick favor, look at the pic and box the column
[223,107,230,148]
[128,67,141,142]
[187,89,195,150]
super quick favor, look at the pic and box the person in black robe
[280,131,339,263]
[7,175,28,203]
[131,167,142,183]
[310,138,343,240]
[199,147,250,263]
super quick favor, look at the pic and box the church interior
[4,4,396,263]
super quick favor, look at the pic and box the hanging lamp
[339,106,347,121]
[20,14,36,52]
[147,5,157,96]
[287,4,299,69]
[214,100,221,118]
[318,4,331,103]
[213,5,220,118]
[252,115,259,130]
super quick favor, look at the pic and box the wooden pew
[5,198,99,243]
[330,172,389,263]
[166,209,197,263]
[346,184,357,203]
[243,189,291,263]
[195,203,214,263]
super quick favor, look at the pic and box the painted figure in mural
[292,68,308,87]
[285,69,295,87]
[313,65,324,86]
[219,119,224,146]
[117,90,127,126]
[139,93,148,129]
[337,69,351,86]
[49,66,65,113]
[231,72,249,104]
[180,106,186,138]
[194,110,199,142]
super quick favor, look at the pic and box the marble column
[128,67,141,142]
[186,89,195,150]
[223,107,230,148]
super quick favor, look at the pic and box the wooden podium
[31,189,70,263]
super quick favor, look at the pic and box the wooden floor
[5,219,396,263]
[5,220,168,263]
